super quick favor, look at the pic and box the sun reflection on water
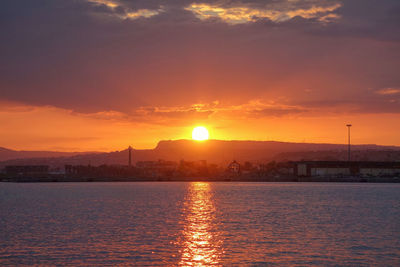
[179,182,223,266]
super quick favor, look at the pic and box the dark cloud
[305,0,400,41]
[0,0,399,115]
[294,89,400,114]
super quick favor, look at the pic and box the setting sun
[192,126,209,141]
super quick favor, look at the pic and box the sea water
[1,182,399,266]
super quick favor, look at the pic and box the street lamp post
[346,124,352,161]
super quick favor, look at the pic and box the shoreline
[2,175,400,183]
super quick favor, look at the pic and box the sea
[0,182,399,266]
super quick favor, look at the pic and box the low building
[136,160,177,177]
[5,165,49,176]
[359,162,400,177]
[65,164,138,178]
[276,162,295,175]
[293,161,400,177]
[227,160,241,176]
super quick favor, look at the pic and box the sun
[192,126,209,141]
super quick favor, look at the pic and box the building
[136,160,177,177]
[5,165,49,176]
[227,160,241,176]
[65,164,138,178]
[293,161,400,177]
[276,162,295,175]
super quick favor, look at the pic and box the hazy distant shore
[2,175,399,183]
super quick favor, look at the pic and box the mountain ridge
[0,147,97,162]
[1,140,399,168]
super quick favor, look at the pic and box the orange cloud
[87,0,163,20]
[376,88,400,95]
[87,0,118,9]
[185,2,341,24]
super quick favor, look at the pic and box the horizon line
[1,139,399,153]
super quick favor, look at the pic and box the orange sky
[1,101,399,151]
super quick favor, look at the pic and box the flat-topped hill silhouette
[1,140,399,168]
[151,139,400,163]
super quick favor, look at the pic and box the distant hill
[0,140,399,168]
[0,147,95,161]
[152,140,400,163]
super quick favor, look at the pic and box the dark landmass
[0,147,96,162]
[1,140,400,168]
[2,157,400,183]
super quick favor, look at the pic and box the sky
[1,0,400,151]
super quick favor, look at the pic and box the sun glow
[192,126,209,141]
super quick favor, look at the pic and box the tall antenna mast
[346,124,352,161]
[128,146,132,167]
